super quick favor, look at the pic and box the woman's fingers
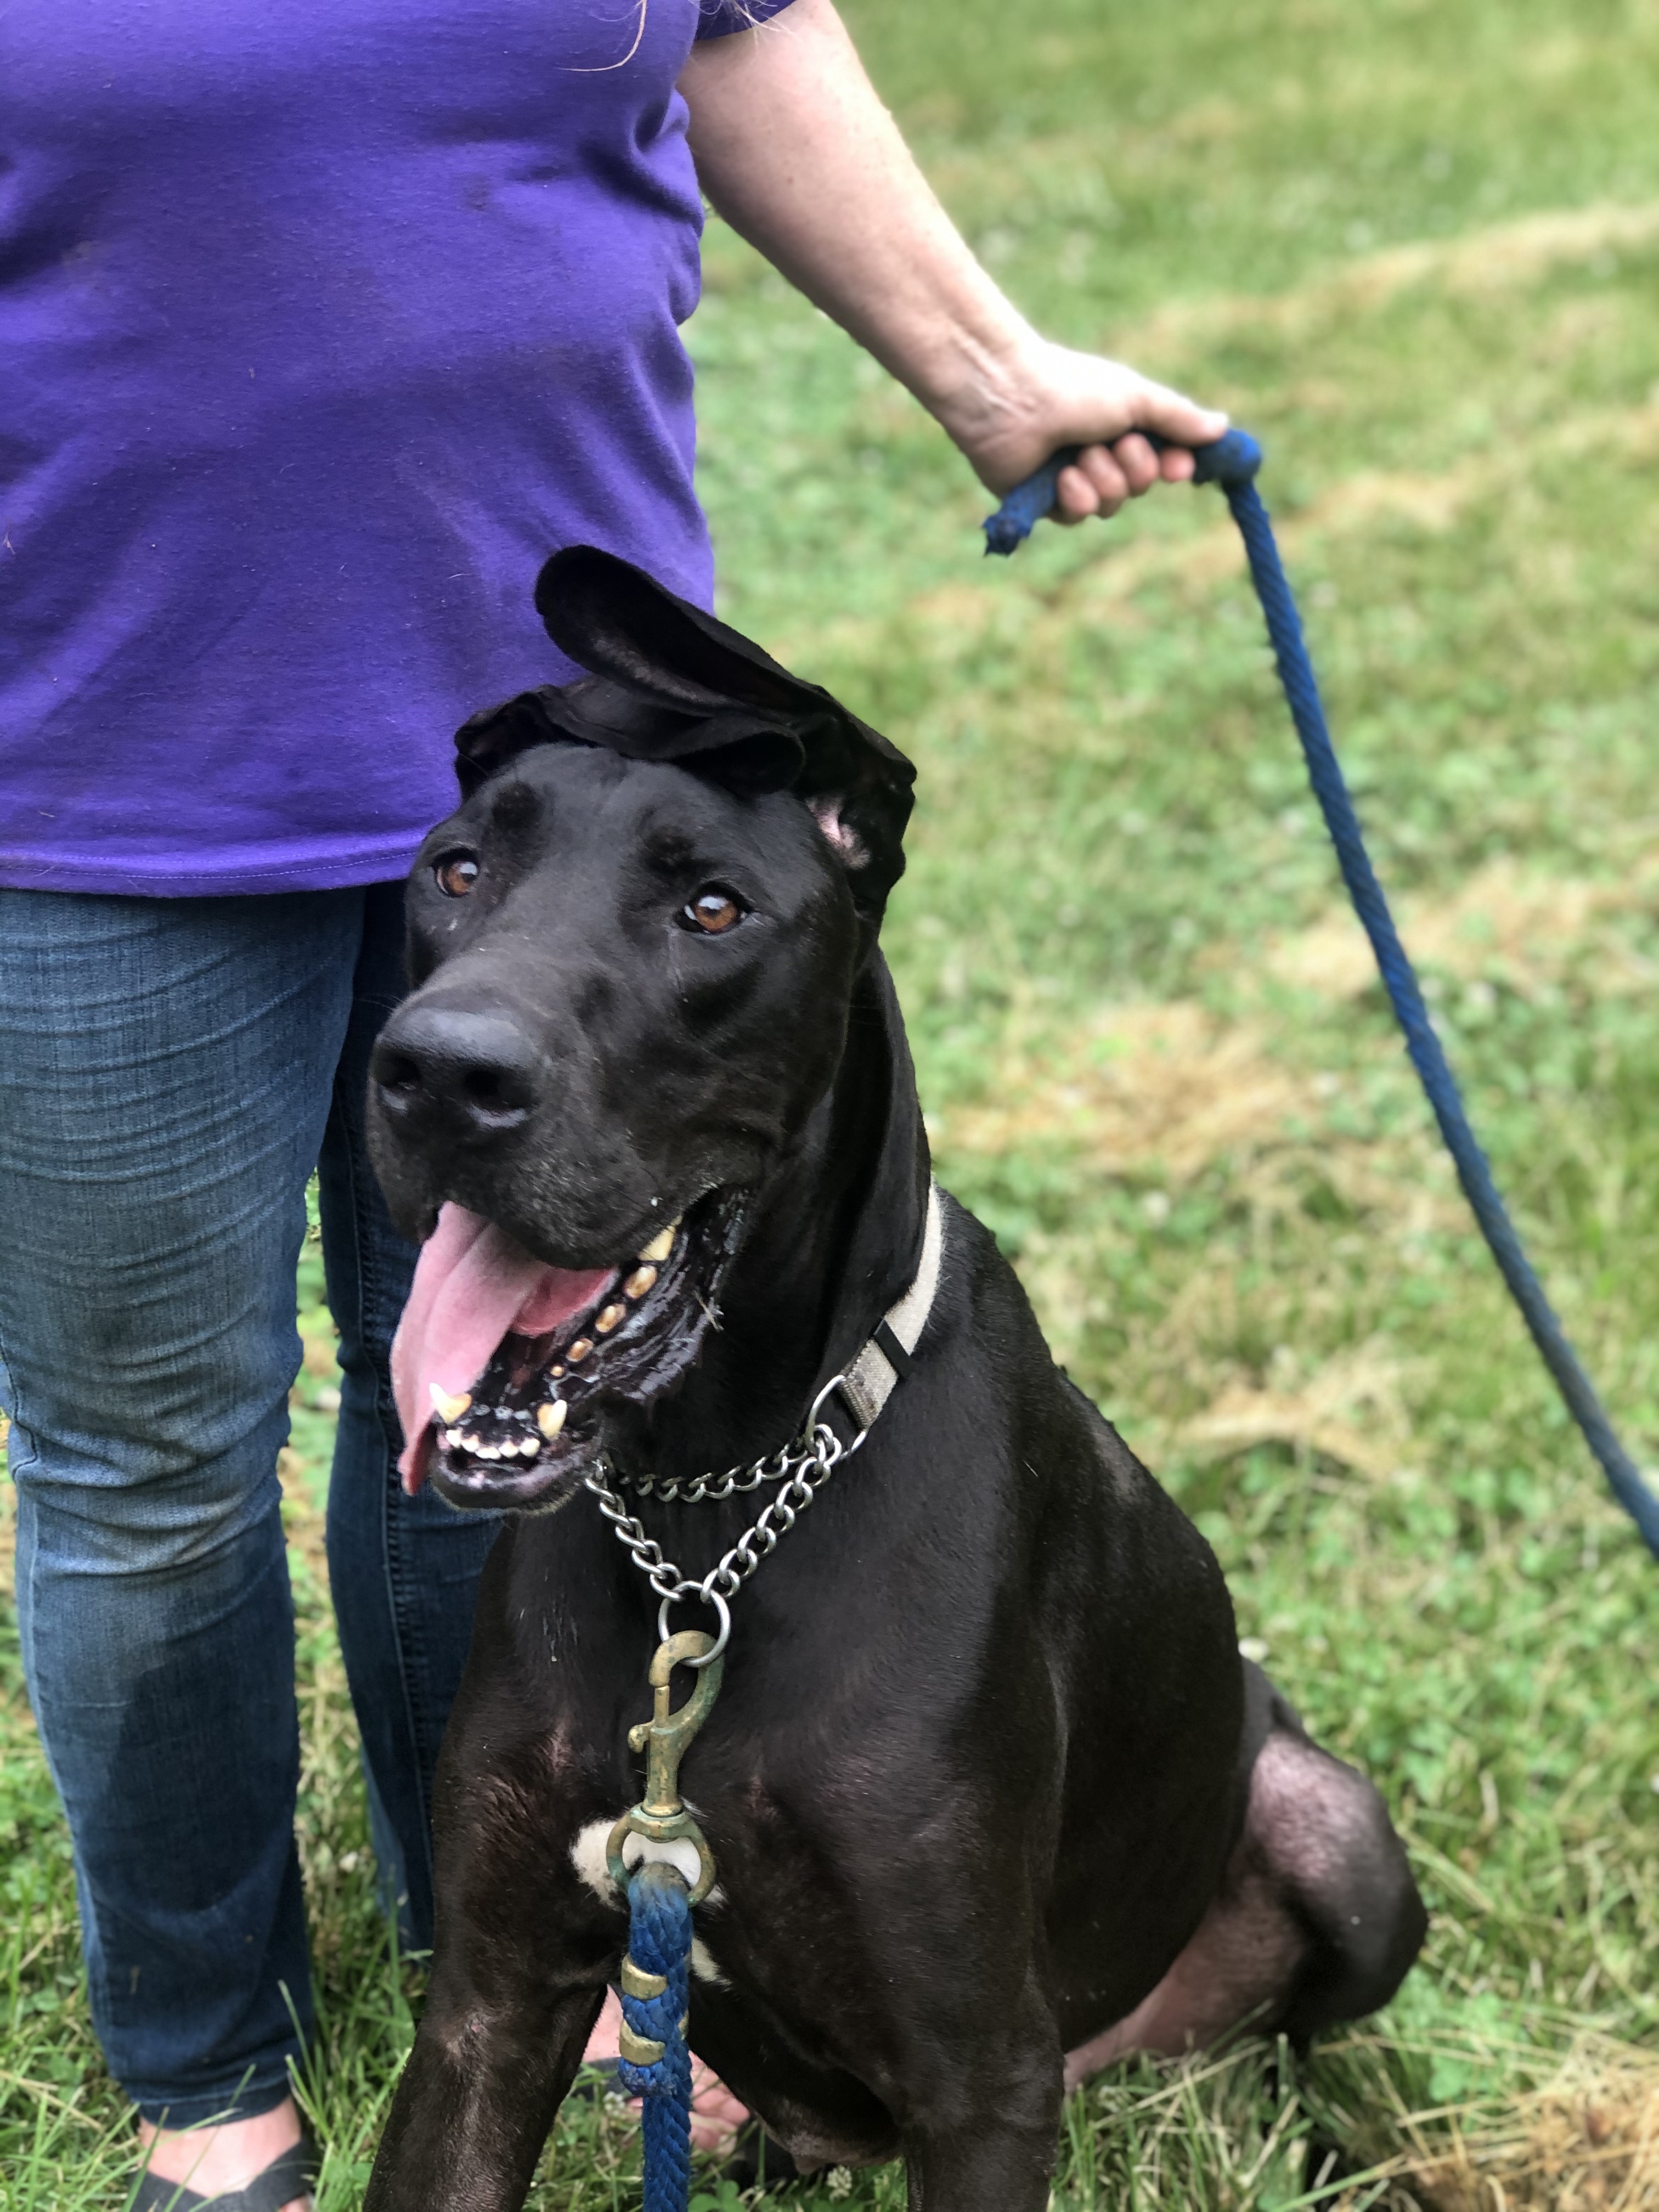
[1108,433,1162,494]
[1053,432,1176,522]
[1054,453,1125,522]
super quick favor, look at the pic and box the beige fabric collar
[835,1182,945,1434]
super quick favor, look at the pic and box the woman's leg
[318,881,500,1954]
[0,887,363,2129]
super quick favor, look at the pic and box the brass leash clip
[606,1628,724,1909]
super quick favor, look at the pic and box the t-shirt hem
[0,836,431,899]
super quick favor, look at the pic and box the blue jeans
[0,886,498,2126]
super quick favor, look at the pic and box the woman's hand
[936,334,1228,521]
[681,0,1224,529]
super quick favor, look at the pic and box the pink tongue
[391,1201,614,1493]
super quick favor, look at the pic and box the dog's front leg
[364,1979,604,2212]
[905,2128,1055,2212]
[899,1996,1062,2212]
[903,2098,1060,2212]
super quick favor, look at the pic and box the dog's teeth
[550,1364,565,1379]
[623,1265,657,1300]
[568,1338,593,1363]
[595,1303,625,1335]
[476,1442,502,1461]
[637,1224,676,1265]
[536,1400,568,1441]
[443,1427,462,1449]
[429,1385,473,1425]
[461,1433,483,1454]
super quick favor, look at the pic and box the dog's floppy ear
[536,545,916,913]
[454,680,805,802]
[536,545,817,720]
[453,690,565,800]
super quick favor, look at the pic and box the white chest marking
[569,1817,729,1984]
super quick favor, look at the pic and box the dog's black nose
[371,1005,542,1136]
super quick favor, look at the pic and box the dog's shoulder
[919,1185,1228,1601]
[919,1186,1138,1471]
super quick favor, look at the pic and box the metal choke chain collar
[583,1374,865,1667]
[588,1186,944,1664]
[596,1192,940,2205]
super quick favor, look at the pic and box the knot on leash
[618,1861,695,2212]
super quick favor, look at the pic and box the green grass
[5,0,1659,2200]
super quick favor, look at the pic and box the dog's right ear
[453,690,568,800]
[537,546,916,918]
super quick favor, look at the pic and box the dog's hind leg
[1064,1673,1425,2082]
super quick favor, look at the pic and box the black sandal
[131,2131,319,2212]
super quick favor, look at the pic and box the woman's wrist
[919,322,1069,489]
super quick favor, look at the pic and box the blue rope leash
[986,433,1659,1560]
[618,1862,696,2212]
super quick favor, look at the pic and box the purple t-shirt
[0,0,793,895]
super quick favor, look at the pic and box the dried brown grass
[1265,858,1659,1005]
[1173,1340,1415,1480]
[936,1000,1316,1181]
[1409,2041,1659,2212]
[933,988,1459,1465]
[1124,201,1659,360]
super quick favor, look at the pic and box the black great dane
[362,548,1425,2212]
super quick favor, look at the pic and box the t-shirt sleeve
[695,0,798,38]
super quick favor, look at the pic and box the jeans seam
[1,1311,108,2019]
[332,1081,438,1892]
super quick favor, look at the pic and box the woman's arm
[679,0,1226,522]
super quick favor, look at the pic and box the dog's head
[368,546,915,1511]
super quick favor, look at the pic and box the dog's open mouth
[391,1190,742,1510]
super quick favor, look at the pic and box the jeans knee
[10,1390,292,1581]
[1,1210,305,1560]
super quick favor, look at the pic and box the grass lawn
[5,0,1659,2202]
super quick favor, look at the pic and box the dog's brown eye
[682,887,744,935]
[435,853,479,899]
